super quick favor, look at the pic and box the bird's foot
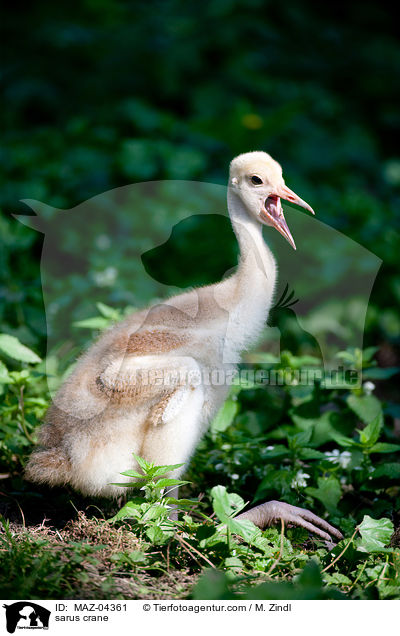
[235,500,343,542]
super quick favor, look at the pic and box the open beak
[259,184,315,250]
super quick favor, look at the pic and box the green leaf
[0,334,41,363]
[263,445,289,458]
[96,302,121,320]
[142,504,168,521]
[330,433,359,448]
[306,476,342,514]
[0,361,11,383]
[211,485,244,522]
[290,355,321,368]
[357,414,383,447]
[336,351,356,364]
[370,463,400,479]
[362,347,379,363]
[211,399,238,435]
[109,500,142,521]
[155,478,189,489]
[363,367,400,380]
[357,515,394,553]
[288,428,312,449]
[297,560,323,588]
[120,469,146,479]
[132,453,152,472]
[369,442,400,454]
[224,556,244,569]
[73,317,110,330]
[291,410,341,447]
[127,550,147,564]
[299,447,327,460]
[324,572,352,586]
[226,518,259,541]
[347,394,382,425]
[164,497,198,507]
[145,525,168,544]
[151,463,185,477]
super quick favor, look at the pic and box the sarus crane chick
[26,151,342,542]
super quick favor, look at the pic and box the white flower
[325,449,351,469]
[363,381,375,396]
[92,266,117,287]
[266,445,275,451]
[291,470,310,488]
[231,473,240,480]
[95,234,111,250]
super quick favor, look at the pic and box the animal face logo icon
[3,602,50,634]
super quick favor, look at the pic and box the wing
[95,330,202,424]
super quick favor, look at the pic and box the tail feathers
[25,448,71,487]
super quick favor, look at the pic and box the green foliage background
[1,0,400,601]
[1,0,400,354]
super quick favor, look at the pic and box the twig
[175,535,204,570]
[175,533,216,569]
[55,529,64,542]
[349,559,367,591]
[15,500,26,529]
[166,539,171,573]
[322,527,358,573]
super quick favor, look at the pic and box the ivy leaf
[0,334,41,363]
[306,476,341,514]
[357,516,394,553]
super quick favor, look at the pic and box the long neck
[228,188,275,277]
[214,189,277,361]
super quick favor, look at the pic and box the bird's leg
[235,500,343,542]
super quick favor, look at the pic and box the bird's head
[229,151,314,250]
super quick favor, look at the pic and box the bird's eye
[251,175,263,185]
